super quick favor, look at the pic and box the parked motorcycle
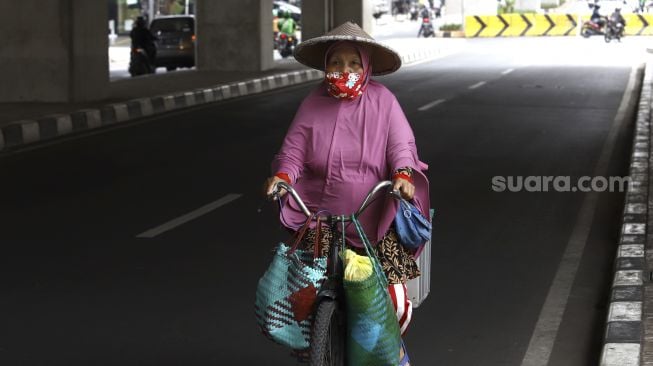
[277,33,296,58]
[128,47,154,77]
[581,17,607,38]
[604,20,625,42]
[417,17,435,37]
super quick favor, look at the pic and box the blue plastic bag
[394,199,432,250]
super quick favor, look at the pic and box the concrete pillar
[302,0,374,41]
[0,0,108,102]
[196,0,273,72]
[333,0,374,35]
[302,0,332,42]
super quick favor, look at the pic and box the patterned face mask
[325,72,365,100]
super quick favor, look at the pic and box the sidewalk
[0,36,464,153]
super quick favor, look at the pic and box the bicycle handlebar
[272,180,399,221]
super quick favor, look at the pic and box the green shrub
[439,23,462,31]
[498,0,516,14]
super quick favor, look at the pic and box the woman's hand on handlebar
[393,177,415,200]
[264,176,288,199]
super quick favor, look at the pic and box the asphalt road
[0,37,646,365]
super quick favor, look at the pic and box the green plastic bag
[343,216,401,366]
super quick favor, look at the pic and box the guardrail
[465,13,653,37]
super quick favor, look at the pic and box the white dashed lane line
[469,81,487,90]
[136,194,243,238]
[418,98,446,112]
[502,68,515,75]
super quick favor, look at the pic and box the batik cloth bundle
[255,215,327,350]
[343,215,401,365]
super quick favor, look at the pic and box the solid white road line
[136,194,243,238]
[469,81,486,89]
[418,99,446,112]
[520,63,641,366]
[502,68,515,75]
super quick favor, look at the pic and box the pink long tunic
[272,80,430,248]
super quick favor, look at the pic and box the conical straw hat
[294,22,402,76]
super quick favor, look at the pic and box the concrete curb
[0,48,449,153]
[599,61,652,366]
[435,30,465,38]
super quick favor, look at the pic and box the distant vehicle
[273,1,301,25]
[129,47,155,77]
[276,32,296,58]
[564,0,639,14]
[373,0,390,19]
[581,16,608,37]
[150,15,195,71]
[417,16,435,37]
[604,19,624,42]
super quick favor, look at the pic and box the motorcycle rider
[590,3,606,29]
[130,16,157,67]
[609,7,627,38]
[278,10,297,41]
[610,7,626,27]
[417,7,434,37]
[277,10,297,56]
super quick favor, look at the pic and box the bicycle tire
[309,299,345,366]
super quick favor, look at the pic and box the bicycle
[271,180,399,366]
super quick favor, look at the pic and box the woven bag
[255,215,327,350]
[343,215,401,365]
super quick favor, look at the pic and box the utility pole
[185,0,189,15]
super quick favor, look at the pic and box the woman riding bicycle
[264,22,430,366]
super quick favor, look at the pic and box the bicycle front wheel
[309,299,345,366]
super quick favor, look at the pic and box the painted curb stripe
[613,270,643,286]
[618,244,645,258]
[221,85,231,99]
[623,223,645,235]
[253,79,263,93]
[600,62,651,365]
[267,76,277,89]
[114,104,129,122]
[163,96,175,111]
[237,82,248,96]
[85,110,102,129]
[139,99,154,117]
[203,89,214,103]
[601,343,640,366]
[608,302,642,322]
[185,92,196,107]
[56,115,73,135]
[21,121,40,144]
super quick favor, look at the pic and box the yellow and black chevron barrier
[465,13,653,37]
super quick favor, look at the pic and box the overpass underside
[2,0,372,103]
